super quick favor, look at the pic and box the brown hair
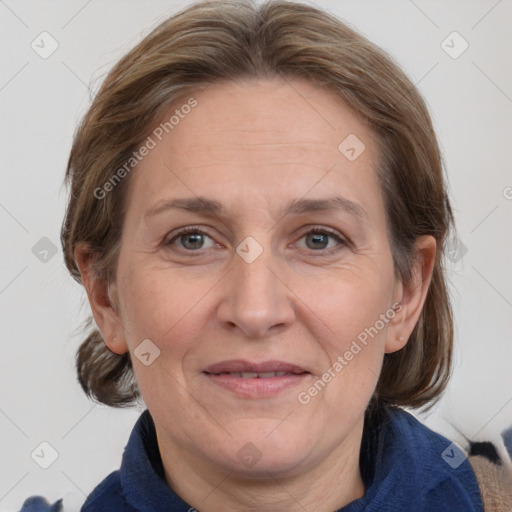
[61,0,454,408]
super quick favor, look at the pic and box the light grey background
[1,0,511,510]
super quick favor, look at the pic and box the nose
[215,242,295,339]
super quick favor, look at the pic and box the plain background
[1,0,511,510]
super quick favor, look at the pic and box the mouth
[208,370,303,378]
[202,360,310,398]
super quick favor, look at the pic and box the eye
[296,227,346,252]
[164,226,347,254]
[165,227,217,251]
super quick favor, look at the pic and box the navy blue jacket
[21,407,483,511]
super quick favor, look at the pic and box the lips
[203,359,309,376]
[202,359,310,398]
[218,371,291,379]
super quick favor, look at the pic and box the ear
[385,235,437,354]
[74,243,129,355]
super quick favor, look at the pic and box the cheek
[294,259,394,343]
[295,261,394,395]
[301,292,391,421]
[116,267,211,416]
[117,264,216,354]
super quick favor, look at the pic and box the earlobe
[106,334,128,355]
[385,333,408,353]
[74,243,129,355]
[385,235,437,354]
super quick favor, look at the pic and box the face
[93,78,417,478]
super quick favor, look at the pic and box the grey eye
[305,232,330,250]
[168,229,216,251]
[299,229,343,251]
[180,232,206,250]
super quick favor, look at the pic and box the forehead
[126,78,382,222]
[171,78,372,158]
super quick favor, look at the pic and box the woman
[23,0,495,510]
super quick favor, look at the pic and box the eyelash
[164,225,348,255]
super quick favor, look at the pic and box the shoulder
[387,408,478,482]
[81,470,136,512]
[376,407,483,511]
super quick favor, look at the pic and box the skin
[76,77,436,511]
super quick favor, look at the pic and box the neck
[156,417,366,512]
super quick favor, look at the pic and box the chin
[222,452,308,480]
[211,429,312,478]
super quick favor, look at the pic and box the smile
[203,360,310,398]
[214,371,298,378]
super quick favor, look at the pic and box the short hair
[61,0,454,408]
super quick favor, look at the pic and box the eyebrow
[144,195,368,221]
